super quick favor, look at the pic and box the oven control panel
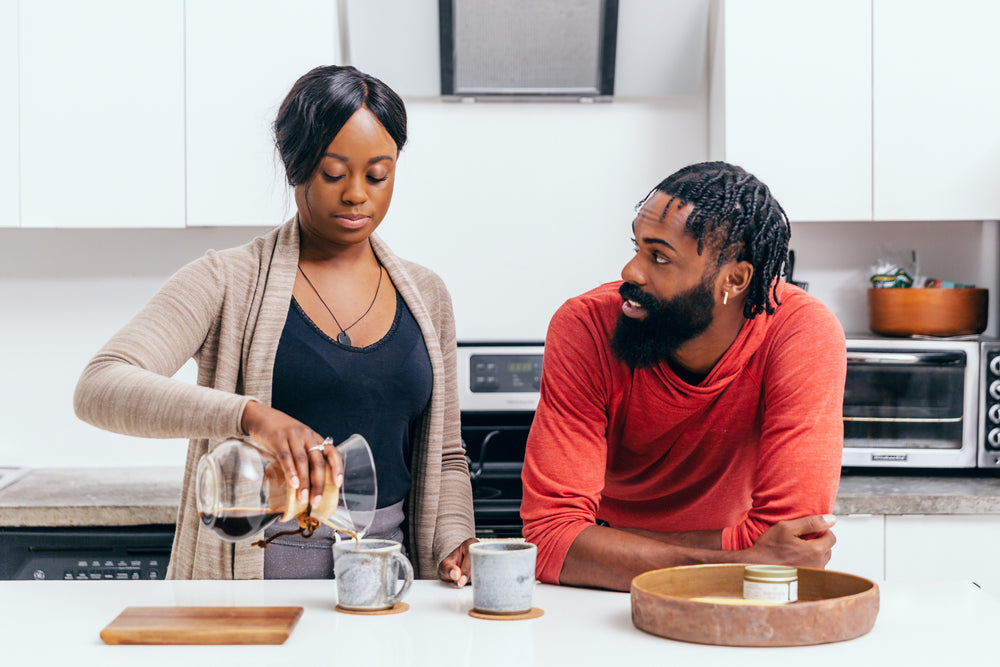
[457,344,544,412]
[981,342,1000,467]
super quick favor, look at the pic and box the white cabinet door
[19,0,185,229]
[184,1,340,227]
[886,515,1000,596]
[0,0,18,228]
[873,0,1000,221]
[827,514,885,582]
[711,0,872,222]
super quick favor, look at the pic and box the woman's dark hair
[274,65,407,187]
[639,161,791,319]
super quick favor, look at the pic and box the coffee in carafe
[195,435,376,543]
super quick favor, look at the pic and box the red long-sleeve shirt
[521,280,846,584]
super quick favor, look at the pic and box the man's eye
[630,238,639,252]
[653,254,670,265]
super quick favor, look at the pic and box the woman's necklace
[297,261,383,347]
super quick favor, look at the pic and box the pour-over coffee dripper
[195,434,377,543]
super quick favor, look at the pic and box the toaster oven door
[842,347,978,468]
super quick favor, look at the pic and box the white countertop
[1,578,997,665]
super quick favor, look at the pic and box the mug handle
[385,552,414,605]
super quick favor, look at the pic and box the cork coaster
[335,602,410,616]
[468,607,544,621]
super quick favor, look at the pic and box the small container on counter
[743,565,798,603]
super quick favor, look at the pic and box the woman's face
[295,106,398,250]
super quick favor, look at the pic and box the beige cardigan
[74,219,475,579]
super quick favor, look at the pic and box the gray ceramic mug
[469,541,537,614]
[333,539,414,611]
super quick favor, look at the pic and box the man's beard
[611,277,716,369]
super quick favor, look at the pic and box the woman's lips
[335,214,370,230]
[621,298,647,319]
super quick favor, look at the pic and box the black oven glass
[461,411,532,539]
[844,351,966,449]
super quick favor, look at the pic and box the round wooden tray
[631,564,879,647]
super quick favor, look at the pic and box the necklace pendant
[337,331,352,346]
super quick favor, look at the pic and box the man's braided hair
[639,161,791,319]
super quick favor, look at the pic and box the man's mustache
[619,282,659,311]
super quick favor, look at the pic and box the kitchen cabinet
[872,0,1000,221]
[827,514,884,582]
[19,0,185,228]
[184,1,341,227]
[0,0,17,228]
[885,514,1000,595]
[710,0,872,222]
[712,0,1000,222]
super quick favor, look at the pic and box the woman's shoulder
[371,235,449,296]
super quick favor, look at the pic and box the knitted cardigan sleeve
[73,249,254,441]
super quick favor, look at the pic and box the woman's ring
[308,437,333,454]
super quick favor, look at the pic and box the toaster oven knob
[990,404,1000,425]
[989,428,1000,449]
[990,355,1000,377]
[991,380,1000,401]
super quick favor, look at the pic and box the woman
[74,65,477,583]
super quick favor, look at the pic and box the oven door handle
[846,351,966,365]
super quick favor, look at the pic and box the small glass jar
[743,565,798,603]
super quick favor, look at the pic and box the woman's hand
[241,400,344,508]
[438,537,478,587]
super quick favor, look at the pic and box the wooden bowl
[631,564,879,647]
[868,287,988,337]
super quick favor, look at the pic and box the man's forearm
[558,524,742,592]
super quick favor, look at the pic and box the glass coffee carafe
[196,434,377,543]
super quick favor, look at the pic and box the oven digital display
[469,354,543,393]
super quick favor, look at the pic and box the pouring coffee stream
[196,434,377,546]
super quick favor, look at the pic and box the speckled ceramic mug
[469,541,537,614]
[333,539,413,611]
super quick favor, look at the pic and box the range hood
[343,0,709,101]
[438,0,618,101]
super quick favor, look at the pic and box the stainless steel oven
[457,342,543,539]
[843,336,1000,469]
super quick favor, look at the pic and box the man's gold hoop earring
[723,292,729,306]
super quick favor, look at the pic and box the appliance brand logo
[871,454,909,462]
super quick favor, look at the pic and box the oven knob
[989,428,1000,449]
[990,354,1000,377]
[991,380,1000,401]
[990,404,1000,425]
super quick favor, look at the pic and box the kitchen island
[0,578,997,665]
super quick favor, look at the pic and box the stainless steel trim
[846,351,965,365]
[844,416,963,424]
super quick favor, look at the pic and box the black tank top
[270,292,432,507]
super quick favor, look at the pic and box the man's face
[611,192,722,368]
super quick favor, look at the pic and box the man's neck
[669,312,748,379]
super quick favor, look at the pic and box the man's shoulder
[551,281,623,333]
[769,282,844,338]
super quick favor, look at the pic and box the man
[521,162,845,591]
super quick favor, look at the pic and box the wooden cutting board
[100,606,304,645]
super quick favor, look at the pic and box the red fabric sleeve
[721,298,846,550]
[521,297,614,584]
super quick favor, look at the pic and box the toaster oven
[843,337,1000,469]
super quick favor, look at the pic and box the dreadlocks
[637,161,790,319]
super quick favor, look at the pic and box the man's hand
[745,514,837,568]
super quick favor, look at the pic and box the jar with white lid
[743,565,798,603]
